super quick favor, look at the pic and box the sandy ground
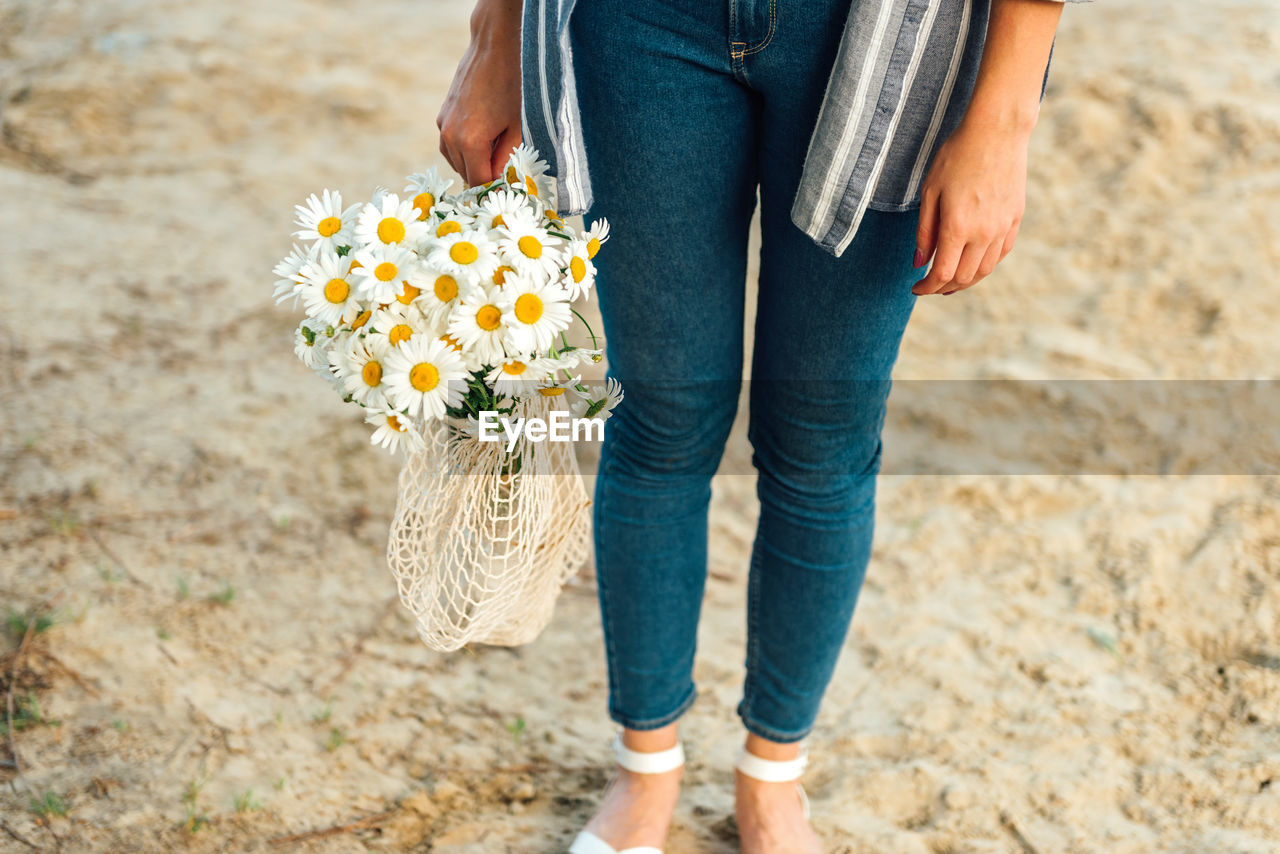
[2,0,1279,851]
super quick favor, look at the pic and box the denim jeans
[571,0,921,743]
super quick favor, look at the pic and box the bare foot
[577,726,683,850]
[734,735,822,854]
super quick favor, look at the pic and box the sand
[1,0,1278,851]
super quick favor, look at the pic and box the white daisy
[497,212,566,280]
[501,273,573,354]
[543,346,603,374]
[404,167,455,223]
[503,143,551,200]
[570,377,625,422]
[293,189,359,248]
[584,218,611,260]
[273,242,320,309]
[342,334,394,409]
[485,357,550,398]
[299,248,364,327]
[448,285,511,367]
[417,267,471,326]
[355,193,429,247]
[383,335,468,420]
[351,243,423,305]
[293,319,327,369]
[429,210,475,242]
[428,228,500,283]
[561,238,597,302]
[366,408,426,455]
[324,327,354,385]
[535,371,581,401]
[540,205,568,230]
[476,189,527,235]
[368,304,427,350]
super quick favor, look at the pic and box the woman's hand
[437,0,524,187]
[911,0,1065,297]
[912,114,1032,296]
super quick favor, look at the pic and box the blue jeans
[572,0,921,743]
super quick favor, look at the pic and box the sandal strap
[611,732,685,775]
[734,742,809,782]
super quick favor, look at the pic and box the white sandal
[567,729,686,854]
[734,741,811,820]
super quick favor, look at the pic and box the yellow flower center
[525,176,538,196]
[375,262,398,282]
[350,309,372,330]
[505,166,518,184]
[517,235,543,259]
[491,213,505,228]
[348,258,363,273]
[362,360,382,387]
[386,414,406,432]
[398,282,421,304]
[434,275,458,302]
[476,304,502,331]
[514,293,543,324]
[502,360,527,376]
[539,387,566,396]
[440,333,462,351]
[377,217,406,243]
[570,256,586,283]
[409,362,440,392]
[389,324,413,345]
[317,216,342,237]
[587,237,601,259]
[493,265,514,286]
[449,241,479,265]
[323,278,349,303]
[436,220,462,238]
[412,192,435,220]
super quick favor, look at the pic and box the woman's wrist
[957,93,1040,141]
[470,0,522,43]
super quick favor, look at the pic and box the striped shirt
[521,0,1089,257]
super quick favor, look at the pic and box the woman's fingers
[914,185,940,268]
[944,238,1003,295]
[490,126,523,184]
[439,136,460,178]
[912,219,965,295]
[460,133,497,187]
[999,218,1021,262]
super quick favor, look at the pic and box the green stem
[570,308,599,350]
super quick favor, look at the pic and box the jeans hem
[737,708,813,744]
[608,684,698,731]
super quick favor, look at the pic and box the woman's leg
[728,0,922,753]
[739,209,920,743]
[726,0,922,848]
[569,0,761,846]
[573,0,760,739]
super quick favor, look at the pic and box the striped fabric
[521,0,1090,258]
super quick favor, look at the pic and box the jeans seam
[741,0,777,56]
[596,452,625,726]
[740,531,763,731]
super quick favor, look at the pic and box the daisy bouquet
[273,145,617,651]
[272,144,621,459]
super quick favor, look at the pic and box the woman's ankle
[743,731,803,761]
[621,722,680,752]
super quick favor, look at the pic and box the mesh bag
[385,394,592,651]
